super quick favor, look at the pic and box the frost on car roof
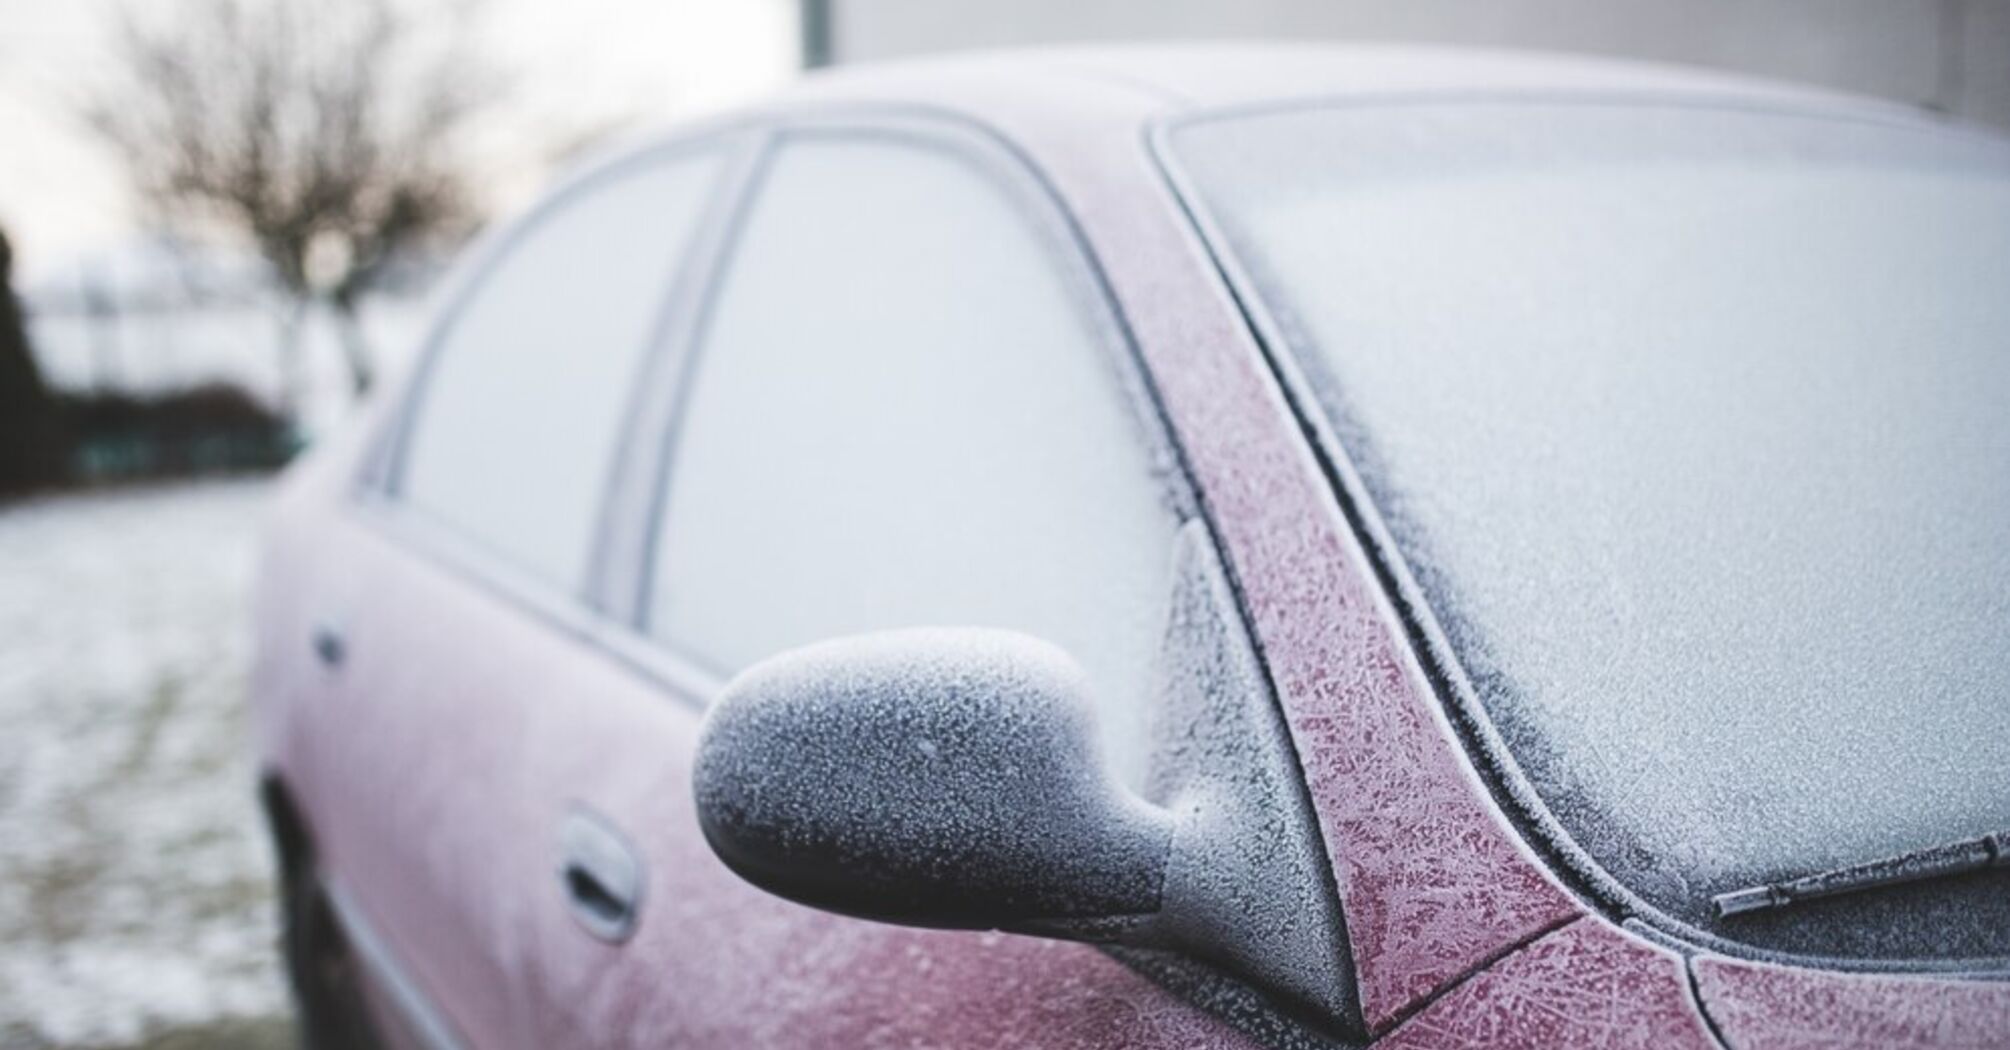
[782,42,1865,125]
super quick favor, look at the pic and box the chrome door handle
[558,809,643,943]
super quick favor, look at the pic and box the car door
[290,142,736,1050]
[517,117,1298,1047]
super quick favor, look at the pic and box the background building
[802,0,2010,131]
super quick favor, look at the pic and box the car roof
[775,42,1917,126]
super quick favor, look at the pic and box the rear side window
[647,134,1179,783]
[398,150,723,589]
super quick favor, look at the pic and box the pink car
[252,45,2010,1050]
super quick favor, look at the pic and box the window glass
[400,151,723,588]
[1173,103,2010,949]
[649,136,1178,783]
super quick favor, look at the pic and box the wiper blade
[1714,830,2008,918]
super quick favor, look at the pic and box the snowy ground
[0,480,293,1050]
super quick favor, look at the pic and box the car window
[398,149,725,590]
[647,133,1179,785]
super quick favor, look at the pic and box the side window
[398,150,724,589]
[648,134,1180,781]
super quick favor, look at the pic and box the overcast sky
[0,0,800,282]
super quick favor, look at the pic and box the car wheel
[278,845,384,1050]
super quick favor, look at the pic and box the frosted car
[252,45,2010,1050]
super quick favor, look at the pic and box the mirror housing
[693,628,1174,936]
[691,526,1362,1030]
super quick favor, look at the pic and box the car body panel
[515,638,1259,1048]
[251,44,2008,1049]
[1694,956,2010,1050]
[285,505,543,1050]
[1378,919,1718,1049]
[500,99,1289,1050]
[846,56,1584,1032]
[786,42,1896,119]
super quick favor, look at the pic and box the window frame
[347,107,1203,713]
[385,140,751,598]
[631,112,1202,683]
[345,124,767,703]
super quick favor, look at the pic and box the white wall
[821,0,2010,130]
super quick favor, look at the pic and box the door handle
[558,809,644,943]
[311,621,347,668]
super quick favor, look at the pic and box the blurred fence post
[275,300,306,422]
[82,264,122,392]
[802,0,833,68]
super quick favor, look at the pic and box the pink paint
[1009,75,1583,1029]
[1379,919,1719,1049]
[1172,363,1582,1032]
[1694,955,2010,1050]
[252,47,2007,1050]
[511,616,1261,1050]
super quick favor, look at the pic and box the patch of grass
[118,674,185,776]
[85,1015,294,1050]
[19,844,111,943]
[186,871,278,924]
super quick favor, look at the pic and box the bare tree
[84,0,499,401]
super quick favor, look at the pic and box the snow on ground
[0,480,291,1049]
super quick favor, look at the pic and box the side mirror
[693,628,1174,938]
[691,526,1360,1027]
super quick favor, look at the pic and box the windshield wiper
[1714,830,2008,918]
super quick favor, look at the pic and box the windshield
[1169,102,2010,959]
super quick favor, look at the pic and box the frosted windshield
[1172,104,2010,939]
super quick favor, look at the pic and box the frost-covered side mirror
[692,628,1175,937]
[692,528,1362,1029]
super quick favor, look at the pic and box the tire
[275,832,385,1050]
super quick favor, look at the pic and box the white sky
[0,0,801,282]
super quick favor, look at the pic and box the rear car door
[518,117,1274,1047]
[292,142,734,1049]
